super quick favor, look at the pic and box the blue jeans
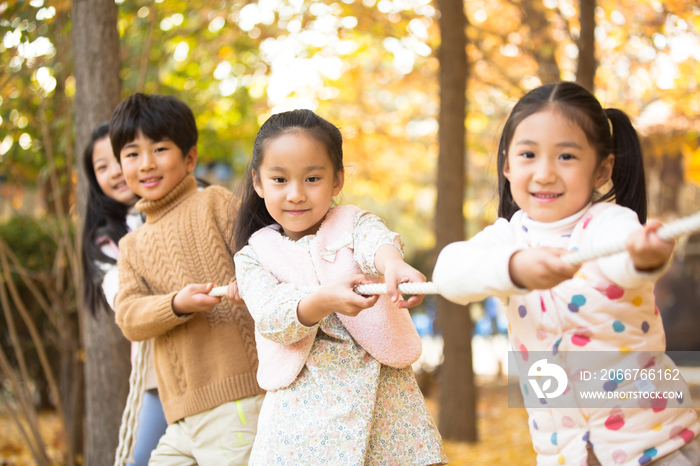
[127,389,168,466]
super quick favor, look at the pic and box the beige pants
[149,394,265,466]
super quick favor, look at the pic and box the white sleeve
[587,206,668,288]
[101,262,119,311]
[432,218,528,305]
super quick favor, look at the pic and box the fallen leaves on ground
[425,376,537,465]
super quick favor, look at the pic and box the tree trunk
[435,0,477,442]
[521,0,561,84]
[576,0,596,92]
[72,1,130,464]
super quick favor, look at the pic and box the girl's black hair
[496,81,647,223]
[81,122,131,314]
[233,109,344,252]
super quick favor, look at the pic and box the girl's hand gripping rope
[626,220,675,272]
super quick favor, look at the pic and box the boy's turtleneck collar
[136,175,198,223]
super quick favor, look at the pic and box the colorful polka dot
[568,295,586,312]
[571,295,586,306]
[572,334,590,346]
[582,431,589,442]
[551,432,558,445]
[522,225,528,232]
[605,285,624,300]
[603,380,618,392]
[641,321,650,333]
[652,424,663,432]
[619,346,631,353]
[561,416,575,427]
[536,327,548,340]
[612,450,627,464]
[632,296,643,306]
[583,216,593,229]
[532,419,538,430]
[553,338,561,356]
[558,454,565,464]
[540,295,546,312]
[651,398,667,413]
[520,344,529,361]
[613,321,626,332]
[638,447,658,464]
[523,384,529,396]
[518,305,527,317]
[605,408,625,430]
[670,426,695,443]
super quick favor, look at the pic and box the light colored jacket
[247,205,422,391]
[434,203,699,466]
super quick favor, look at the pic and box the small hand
[297,274,379,326]
[173,283,222,315]
[509,247,581,290]
[382,258,426,309]
[319,274,380,317]
[226,279,245,305]
[626,221,675,271]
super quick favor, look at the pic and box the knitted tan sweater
[115,175,263,424]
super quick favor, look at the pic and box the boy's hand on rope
[173,283,222,315]
[509,247,581,290]
[297,274,379,327]
[226,279,245,305]
[627,221,675,272]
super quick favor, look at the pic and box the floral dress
[235,211,447,466]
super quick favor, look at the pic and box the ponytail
[599,108,647,224]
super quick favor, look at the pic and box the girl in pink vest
[433,82,700,466]
[231,109,446,465]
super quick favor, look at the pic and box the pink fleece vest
[248,205,422,391]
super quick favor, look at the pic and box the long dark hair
[81,123,131,314]
[496,81,647,223]
[233,109,344,252]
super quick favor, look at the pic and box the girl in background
[433,82,700,466]
[81,122,167,466]
[231,109,446,465]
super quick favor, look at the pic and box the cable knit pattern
[115,175,263,424]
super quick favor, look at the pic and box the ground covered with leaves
[1,376,536,465]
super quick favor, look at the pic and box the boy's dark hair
[496,81,647,223]
[81,122,131,314]
[233,109,344,252]
[109,93,198,161]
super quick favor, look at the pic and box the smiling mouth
[531,193,562,199]
[285,209,309,215]
[140,177,162,185]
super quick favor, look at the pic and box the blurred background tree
[1,0,700,463]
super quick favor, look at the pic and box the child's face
[253,131,344,241]
[92,136,138,205]
[503,108,613,223]
[119,130,197,202]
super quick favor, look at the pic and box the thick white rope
[209,211,700,297]
[114,339,151,466]
[560,210,700,266]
